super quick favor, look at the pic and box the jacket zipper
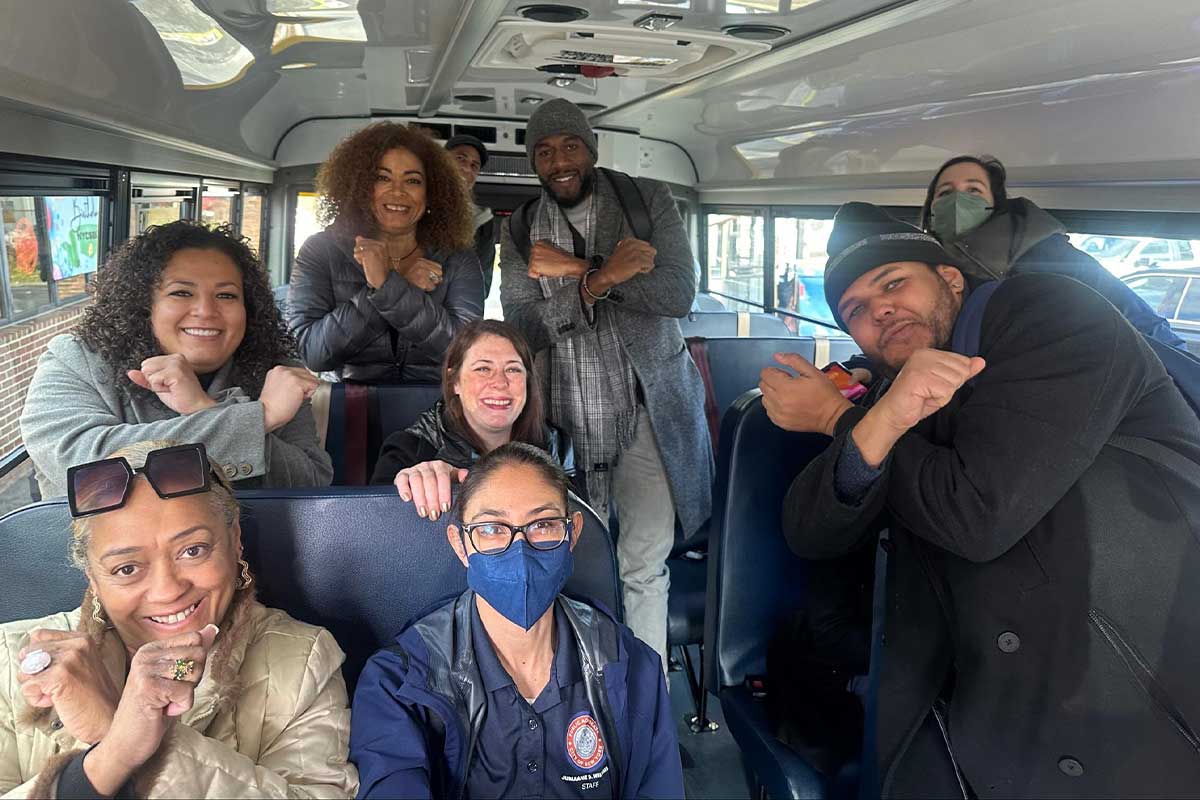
[1088,607,1200,754]
[953,242,1001,280]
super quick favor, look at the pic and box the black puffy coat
[287,231,483,384]
[786,274,1200,797]
[370,401,584,499]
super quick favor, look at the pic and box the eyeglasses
[461,516,572,556]
[67,443,216,519]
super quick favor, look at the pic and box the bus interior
[1,1,1198,797]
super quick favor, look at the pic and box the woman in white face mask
[919,154,1185,349]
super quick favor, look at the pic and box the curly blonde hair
[316,122,474,253]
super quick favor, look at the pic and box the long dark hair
[73,221,295,397]
[316,122,474,252]
[442,320,546,455]
[919,154,1009,230]
[453,441,569,521]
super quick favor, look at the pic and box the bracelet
[582,268,611,302]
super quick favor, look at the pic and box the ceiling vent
[518,4,588,23]
[472,20,770,81]
[722,24,789,41]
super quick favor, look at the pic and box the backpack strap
[948,280,1002,359]
[599,167,653,243]
[507,197,539,262]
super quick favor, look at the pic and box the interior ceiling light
[634,13,683,32]
[280,61,317,69]
[577,102,606,112]
[722,23,789,41]
[521,96,545,104]
[518,5,589,23]
[130,0,255,90]
[455,93,494,103]
[549,76,576,87]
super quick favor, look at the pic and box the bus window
[772,215,842,336]
[241,191,265,258]
[1,195,100,320]
[293,191,322,261]
[201,182,239,228]
[705,210,765,313]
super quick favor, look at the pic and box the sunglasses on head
[67,443,218,519]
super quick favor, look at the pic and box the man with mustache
[760,202,1200,797]
[499,99,712,670]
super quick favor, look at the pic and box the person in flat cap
[761,202,1200,797]
[498,97,712,671]
[445,134,498,299]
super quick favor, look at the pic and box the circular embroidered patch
[565,712,606,771]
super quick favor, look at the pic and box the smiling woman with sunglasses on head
[20,221,332,499]
[0,440,357,798]
[350,442,682,800]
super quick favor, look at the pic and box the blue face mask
[467,538,574,630]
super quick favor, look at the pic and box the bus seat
[680,311,793,338]
[692,293,727,312]
[0,488,619,692]
[325,383,442,485]
[700,336,818,415]
[703,390,840,798]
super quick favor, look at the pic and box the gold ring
[171,658,195,681]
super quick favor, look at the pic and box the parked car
[1072,235,1200,277]
[1121,268,1200,355]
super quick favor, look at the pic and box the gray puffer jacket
[288,230,484,384]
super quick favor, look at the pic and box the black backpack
[507,167,653,261]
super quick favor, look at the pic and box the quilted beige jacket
[0,593,357,798]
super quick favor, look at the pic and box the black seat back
[0,488,619,690]
[704,391,831,691]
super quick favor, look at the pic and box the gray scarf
[529,176,638,513]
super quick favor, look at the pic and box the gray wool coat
[20,334,333,498]
[499,171,713,535]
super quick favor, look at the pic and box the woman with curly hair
[20,221,333,497]
[288,122,484,384]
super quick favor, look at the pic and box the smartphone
[821,362,868,400]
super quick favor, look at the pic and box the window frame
[0,157,112,326]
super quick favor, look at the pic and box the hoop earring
[238,558,253,590]
[92,596,110,628]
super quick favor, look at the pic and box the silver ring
[20,649,51,675]
[428,271,438,281]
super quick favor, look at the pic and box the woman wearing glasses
[21,221,332,498]
[370,320,580,520]
[350,442,682,799]
[0,440,357,798]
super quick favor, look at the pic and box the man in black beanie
[762,202,1200,797]
[499,98,712,671]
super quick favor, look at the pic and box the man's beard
[875,278,960,378]
[540,168,595,209]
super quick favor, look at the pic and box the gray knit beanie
[524,98,598,166]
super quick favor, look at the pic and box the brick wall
[0,301,91,454]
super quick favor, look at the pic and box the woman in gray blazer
[21,221,332,497]
[287,123,484,384]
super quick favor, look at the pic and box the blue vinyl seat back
[373,384,445,444]
[704,390,831,692]
[0,488,619,691]
[826,337,862,367]
[680,311,793,338]
[691,293,727,312]
[701,337,818,415]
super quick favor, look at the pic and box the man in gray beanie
[763,202,1200,797]
[500,97,712,672]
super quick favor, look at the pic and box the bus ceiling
[0,0,1196,211]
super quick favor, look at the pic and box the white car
[1071,235,1200,277]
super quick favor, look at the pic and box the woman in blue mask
[921,154,1184,348]
[349,441,683,799]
